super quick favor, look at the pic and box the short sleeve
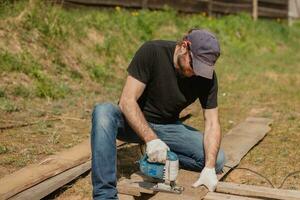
[199,72,218,109]
[127,42,156,84]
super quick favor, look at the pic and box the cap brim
[193,58,215,79]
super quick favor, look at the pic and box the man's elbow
[118,98,127,113]
[118,98,135,113]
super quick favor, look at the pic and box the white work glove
[146,139,169,163]
[192,167,218,192]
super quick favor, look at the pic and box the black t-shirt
[127,40,218,124]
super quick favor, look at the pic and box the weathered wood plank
[259,6,288,17]
[148,117,272,200]
[216,181,300,200]
[118,194,135,200]
[117,178,155,196]
[0,139,125,200]
[64,0,208,13]
[63,0,290,19]
[220,117,272,168]
[9,161,91,200]
[204,192,261,200]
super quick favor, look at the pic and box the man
[91,29,226,200]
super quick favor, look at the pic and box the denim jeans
[91,103,226,200]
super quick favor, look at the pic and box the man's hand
[146,139,169,163]
[192,167,218,192]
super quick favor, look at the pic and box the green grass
[12,84,31,98]
[0,98,19,112]
[0,88,6,98]
[0,145,8,154]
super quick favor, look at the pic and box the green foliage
[0,50,41,76]
[70,69,83,80]
[88,62,112,85]
[0,50,72,99]
[12,84,31,98]
[0,51,24,72]
[35,78,71,99]
[1,0,300,104]
[0,0,27,19]
[0,145,8,154]
[0,98,19,112]
[0,89,6,98]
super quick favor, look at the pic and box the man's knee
[93,102,121,120]
[92,103,122,132]
[215,149,226,173]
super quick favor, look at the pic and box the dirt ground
[39,103,300,199]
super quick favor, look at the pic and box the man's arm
[192,107,221,191]
[118,75,157,142]
[203,107,221,168]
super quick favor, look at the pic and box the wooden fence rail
[62,0,300,20]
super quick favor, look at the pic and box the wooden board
[118,194,135,200]
[148,117,272,200]
[64,0,208,13]
[117,178,155,197]
[220,117,272,168]
[216,181,300,200]
[0,139,125,200]
[9,161,91,200]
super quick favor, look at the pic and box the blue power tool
[139,151,184,194]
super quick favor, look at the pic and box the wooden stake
[253,0,258,21]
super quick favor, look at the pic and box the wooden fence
[63,0,300,21]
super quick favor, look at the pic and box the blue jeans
[91,103,226,200]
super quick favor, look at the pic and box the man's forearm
[119,100,157,142]
[203,125,221,168]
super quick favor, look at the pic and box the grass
[0,0,299,198]
[0,98,19,112]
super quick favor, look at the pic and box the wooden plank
[148,117,272,200]
[260,0,287,5]
[117,178,155,196]
[63,0,289,19]
[220,117,272,168]
[118,194,135,200]
[0,139,125,200]
[258,6,288,18]
[66,0,142,8]
[211,1,252,14]
[204,192,260,200]
[64,0,208,13]
[9,161,91,200]
[216,181,300,200]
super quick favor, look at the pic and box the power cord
[224,164,300,189]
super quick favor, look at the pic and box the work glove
[192,167,218,192]
[146,139,169,163]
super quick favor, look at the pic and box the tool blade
[152,183,184,194]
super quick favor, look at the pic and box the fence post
[253,0,258,21]
[208,0,212,17]
[142,0,148,9]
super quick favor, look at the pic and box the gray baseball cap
[186,29,220,79]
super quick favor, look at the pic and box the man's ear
[181,40,188,48]
[179,40,190,54]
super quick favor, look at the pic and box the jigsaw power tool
[139,151,184,194]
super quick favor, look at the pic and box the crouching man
[91,29,226,199]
